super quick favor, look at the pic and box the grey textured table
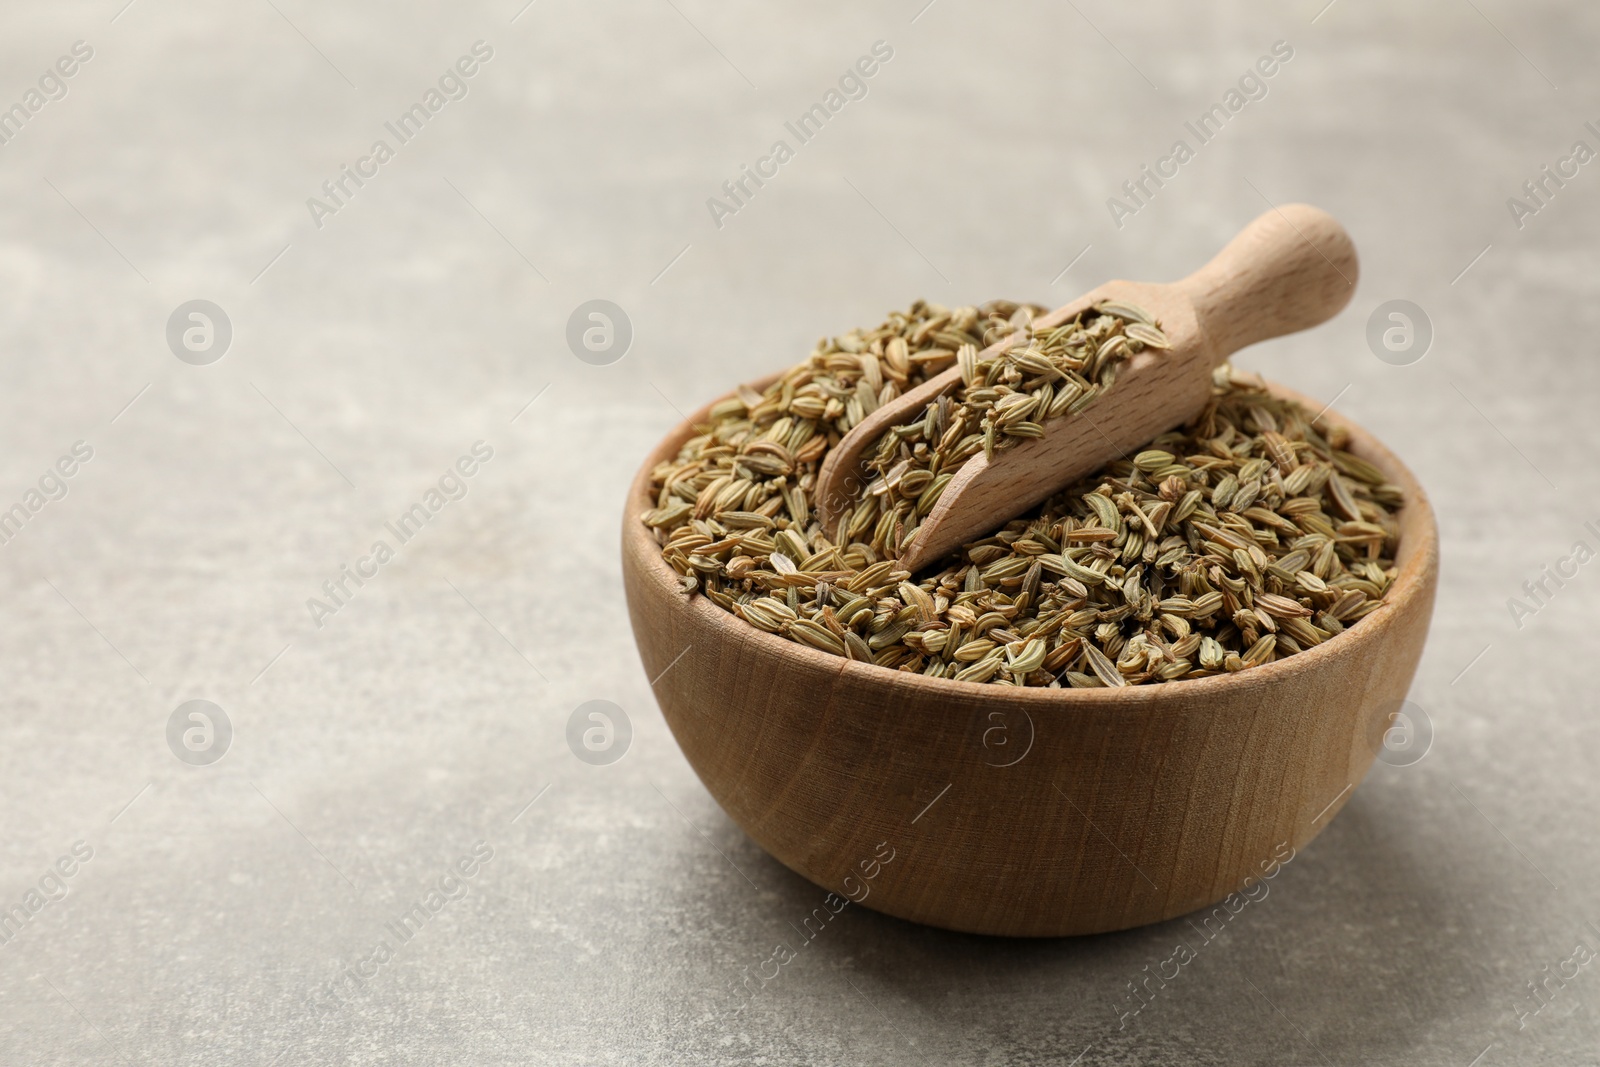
[1,2,1596,1064]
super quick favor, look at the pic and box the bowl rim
[625,372,1438,710]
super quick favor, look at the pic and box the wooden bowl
[622,379,1438,937]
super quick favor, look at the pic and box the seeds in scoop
[643,301,1403,687]
[840,301,1161,560]
[1125,321,1172,349]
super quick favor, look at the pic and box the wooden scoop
[815,203,1358,572]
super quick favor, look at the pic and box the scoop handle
[1176,203,1358,359]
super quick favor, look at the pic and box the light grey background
[1,1,1595,1064]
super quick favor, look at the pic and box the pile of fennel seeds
[642,305,1404,687]
[845,299,1168,558]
